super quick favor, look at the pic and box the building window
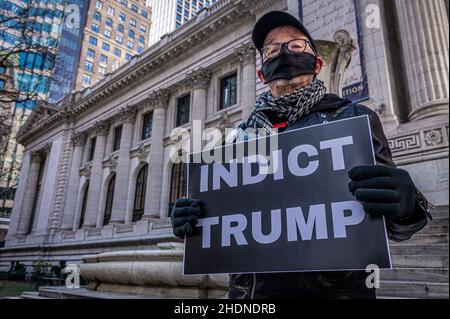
[138,35,145,44]
[102,42,110,51]
[126,41,133,49]
[132,164,148,222]
[98,66,106,75]
[95,0,103,9]
[140,25,146,33]
[128,30,135,39]
[141,112,153,140]
[103,174,116,226]
[114,48,121,57]
[141,10,148,18]
[88,137,96,161]
[112,60,119,70]
[176,94,190,127]
[107,6,114,16]
[219,72,237,110]
[89,36,98,46]
[112,125,122,151]
[105,18,113,27]
[93,11,101,21]
[78,182,89,229]
[129,18,136,27]
[137,46,143,53]
[104,29,111,38]
[115,35,122,44]
[168,163,187,216]
[91,23,100,32]
[99,54,108,65]
[86,48,96,60]
[84,61,94,72]
[82,74,91,86]
[131,4,138,13]
[121,0,128,7]
[125,53,132,61]
[117,24,124,33]
[119,12,126,21]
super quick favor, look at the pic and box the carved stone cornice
[148,89,171,109]
[233,42,256,64]
[71,132,87,147]
[185,68,212,90]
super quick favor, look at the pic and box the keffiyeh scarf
[240,78,327,136]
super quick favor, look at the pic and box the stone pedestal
[79,243,229,299]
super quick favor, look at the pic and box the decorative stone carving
[119,105,137,123]
[148,89,171,109]
[424,129,444,147]
[71,132,87,146]
[185,68,212,89]
[131,144,150,163]
[93,120,110,136]
[218,112,233,136]
[233,42,256,64]
[103,155,119,171]
[80,164,92,179]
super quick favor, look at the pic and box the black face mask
[261,46,317,84]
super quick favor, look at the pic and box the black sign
[184,116,392,275]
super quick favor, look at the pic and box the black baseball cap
[252,11,318,55]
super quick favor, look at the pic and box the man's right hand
[171,198,203,239]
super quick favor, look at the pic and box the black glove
[171,198,203,239]
[348,165,416,221]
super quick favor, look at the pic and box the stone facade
[0,0,448,297]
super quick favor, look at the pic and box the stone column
[188,68,211,154]
[16,149,46,235]
[395,0,449,121]
[110,106,136,224]
[61,132,86,230]
[143,90,170,219]
[83,121,109,228]
[234,43,257,121]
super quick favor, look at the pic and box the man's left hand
[348,165,416,221]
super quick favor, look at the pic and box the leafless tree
[0,0,64,104]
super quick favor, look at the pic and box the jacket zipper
[250,274,256,299]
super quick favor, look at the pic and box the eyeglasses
[261,39,316,62]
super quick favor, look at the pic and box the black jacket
[229,94,431,299]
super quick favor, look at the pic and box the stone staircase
[377,206,449,299]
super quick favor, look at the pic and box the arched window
[168,162,187,216]
[105,18,113,27]
[128,30,134,39]
[138,35,144,44]
[103,174,116,225]
[117,24,124,33]
[79,182,89,229]
[93,11,101,21]
[132,164,148,222]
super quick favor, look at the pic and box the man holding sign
[171,11,432,299]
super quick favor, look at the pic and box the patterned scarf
[239,78,327,136]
